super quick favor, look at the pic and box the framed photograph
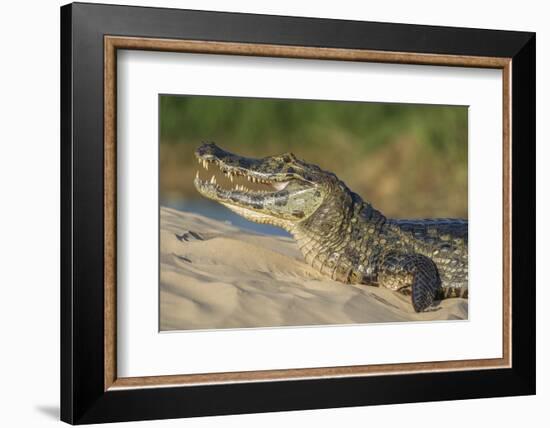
[60,2,535,424]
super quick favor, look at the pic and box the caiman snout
[195,142,230,160]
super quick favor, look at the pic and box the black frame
[61,2,535,424]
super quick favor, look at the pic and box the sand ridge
[160,206,468,331]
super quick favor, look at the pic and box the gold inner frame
[104,35,512,391]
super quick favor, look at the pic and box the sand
[160,206,468,331]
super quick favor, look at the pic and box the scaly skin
[194,142,468,312]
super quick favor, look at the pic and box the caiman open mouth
[194,159,291,196]
[193,143,310,205]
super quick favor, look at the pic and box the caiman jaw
[193,143,322,229]
[193,153,292,202]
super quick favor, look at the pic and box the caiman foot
[379,252,442,312]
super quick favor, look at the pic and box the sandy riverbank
[160,206,468,331]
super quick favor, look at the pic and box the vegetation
[160,95,468,219]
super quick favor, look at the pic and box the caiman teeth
[195,156,291,193]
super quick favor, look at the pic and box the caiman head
[194,142,347,232]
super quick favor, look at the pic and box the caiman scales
[194,142,468,312]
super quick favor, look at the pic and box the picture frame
[60,2,535,424]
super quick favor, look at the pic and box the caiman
[193,142,468,312]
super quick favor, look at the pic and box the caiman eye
[282,153,297,162]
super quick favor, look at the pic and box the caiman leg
[378,252,442,312]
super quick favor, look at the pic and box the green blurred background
[160,95,467,234]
